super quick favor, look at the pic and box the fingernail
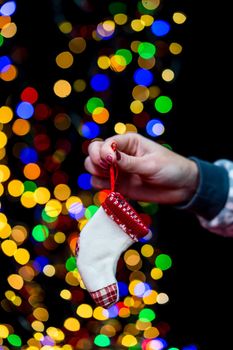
[116,150,121,161]
[99,160,109,169]
[106,155,113,164]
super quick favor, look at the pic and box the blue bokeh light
[20,147,38,164]
[133,68,153,86]
[151,20,170,36]
[0,1,16,16]
[16,101,34,119]
[77,173,92,190]
[81,121,100,139]
[90,74,110,92]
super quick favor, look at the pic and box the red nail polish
[106,155,113,164]
[99,160,109,169]
[116,150,121,161]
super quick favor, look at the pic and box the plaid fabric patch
[90,283,118,308]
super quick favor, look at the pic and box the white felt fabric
[76,206,134,292]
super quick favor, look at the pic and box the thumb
[116,151,144,174]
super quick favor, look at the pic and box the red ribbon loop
[110,142,118,192]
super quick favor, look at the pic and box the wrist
[181,159,199,203]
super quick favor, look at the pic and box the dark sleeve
[177,157,229,220]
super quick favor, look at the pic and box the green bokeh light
[66,256,77,271]
[94,334,110,347]
[138,42,156,59]
[116,49,133,64]
[24,180,37,192]
[139,308,156,322]
[85,205,99,219]
[7,334,22,347]
[86,97,104,114]
[154,95,173,113]
[32,224,49,242]
[155,254,172,270]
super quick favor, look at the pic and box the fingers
[84,156,109,177]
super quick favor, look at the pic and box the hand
[84,133,199,204]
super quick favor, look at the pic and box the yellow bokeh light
[43,264,56,277]
[14,248,30,265]
[114,122,126,134]
[21,191,37,208]
[34,187,51,204]
[0,164,10,182]
[0,106,13,123]
[1,240,17,257]
[121,334,137,347]
[173,11,187,24]
[131,19,145,32]
[8,179,24,197]
[0,222,11,239]
[141,15,154,26]
[64,318,80,332]
[141,244,154,257]
[143,290,158,305]
[60,289,72,300]
[45,199,62,217]
[0,147,6,160]
[53,79,72,98]
[93,306,109,321]
[7,274,24,290]
[114,13,128,25]
[162,68,175,82]
[31,321,45,332]
[54,184,71,201]
[169,42,183,55]
[65,271,79,286]
[76,304,93,318]
[143,326,159,339]
[124,249,141,266]
[56,51,74,69]
[0,183,4,196]
[131,40,140,53]
[150,267,163,280]
[54,231,66,244]
[130,100,144,114]
[0,325,9,338]
[142,0,160,10]
[0,132,7,149]
[97,56,111,70]
[58,21,72,34]
[33,307,49,321]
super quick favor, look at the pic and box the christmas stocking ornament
[76,144,152,308]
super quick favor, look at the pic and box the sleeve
[178,158,233,237]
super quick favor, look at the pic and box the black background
[1,1,233,349]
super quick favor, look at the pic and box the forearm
[178,158,233,237]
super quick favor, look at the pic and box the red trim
[102,192,149,241]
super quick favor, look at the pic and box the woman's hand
[84,133,199,204]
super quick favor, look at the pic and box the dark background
[1,1,233,349]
